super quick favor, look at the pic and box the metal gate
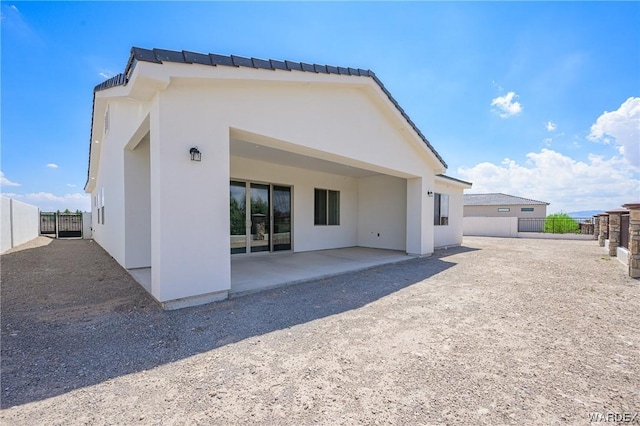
[40,212,83,238]
[40,212,57,236]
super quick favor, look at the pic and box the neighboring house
[84,47,472,308]
[464,193,549,218]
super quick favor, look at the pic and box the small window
[314,188,340,225]
[104,106,110,134]
[498,208,510,212]
[99,187,105,224]
[434,193,449,226]
[521,207,534,212]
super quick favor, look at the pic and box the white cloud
[4,192,91,212]
[1,3,42,46]
[491,81,504,92]
[46,163,59,169]
[458,148,640,213]
[545,121,557,132]
[587,97,640,168]
[0,171,21,187]
[98,71,114,79]
[66,183,77,187]
[491,91,522,118]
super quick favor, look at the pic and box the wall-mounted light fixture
[190,147,201,162]
[427,191,434,197]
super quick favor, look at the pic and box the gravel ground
[1,237,638,425]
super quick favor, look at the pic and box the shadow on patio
[0,239,477,408]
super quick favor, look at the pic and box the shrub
[544,212,580,234]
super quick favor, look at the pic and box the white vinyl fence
[463,216,595,240]
[1,196,40,253]
[463,217,518,238]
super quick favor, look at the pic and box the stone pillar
[598,214,608,247]
[606,209,625,257]
[623,203,640,278]
[593,215,599,241]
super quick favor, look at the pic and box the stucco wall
[167,77,438,178]
[357,175,407,251]
[90,99,149,266]
[1,196,39,253]
[145,95,231,302]
[230,156,359,252]
[464,204,547,218]
[434,180,465,247]
[124,135,151,268]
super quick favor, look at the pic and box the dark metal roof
[87,47,449,189]
[93,73,127,92]
[464,193,550,206]
[436,174,472,186]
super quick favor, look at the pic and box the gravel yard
[1,236,638,425]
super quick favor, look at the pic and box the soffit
[230,138,379,178]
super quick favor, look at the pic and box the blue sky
[2,1,639,213]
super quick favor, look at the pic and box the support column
[598,214,608,247]
[592,215,599,241]
[406,176,435,256]
[149,94,231,308]
[606,209,625,257]
[623,203,640,278]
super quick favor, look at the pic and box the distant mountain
[566,210,604,218]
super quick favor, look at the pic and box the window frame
[497,207,510,212]
[314,188,340,226]
[434,193,449,226]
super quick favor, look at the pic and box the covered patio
[230,247,413,295]
[129,247,414,302]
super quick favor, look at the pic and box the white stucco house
[85,47,472,308]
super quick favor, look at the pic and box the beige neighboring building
[464,193,549,218]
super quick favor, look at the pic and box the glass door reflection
[272,186,291,251]
[250,183,270,253]
[230,181,247,254]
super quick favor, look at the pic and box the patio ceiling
[230,138,380,178]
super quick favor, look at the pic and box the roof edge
[87,46,449,188]
[464,192,550,206]
[436,174,472,187]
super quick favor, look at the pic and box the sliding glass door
[273,186,291,251]
[230,181,291,254]
[230,181,247,254]
[250,183,270,253]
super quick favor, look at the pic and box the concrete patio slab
[128,267,151,292]
[230,247,413,295]
[126,248,414,299]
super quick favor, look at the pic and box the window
[99,187,105,224]
[498,208,510,212]
[434,193,449,226]
[314,188,340,225]
[104,106,110,135]
[521,207,534,212]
